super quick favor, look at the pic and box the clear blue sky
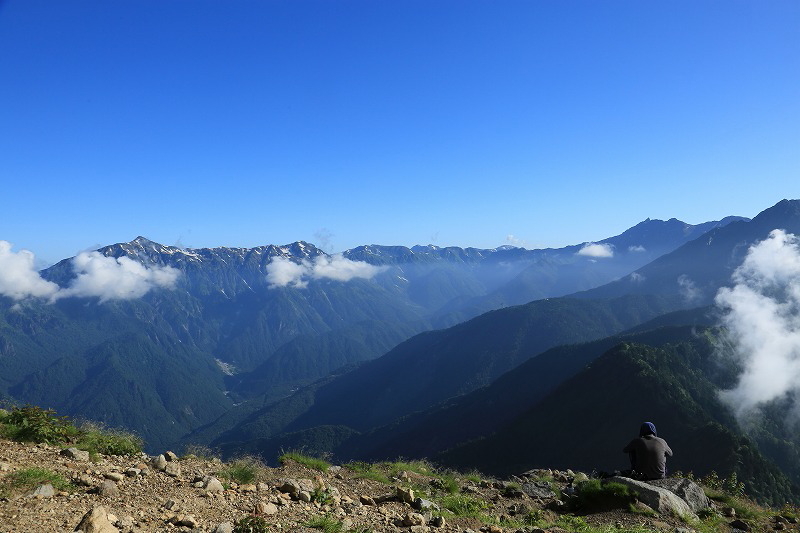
[1,0,798,266]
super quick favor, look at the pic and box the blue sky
[1,1,798,266]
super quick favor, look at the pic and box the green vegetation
[0,405,142,456]
[278,450,331,472]
[0,467,73,498]
[232,515,271,533]
[346,461,390,483]
[571,479,637,512]
[303,515,344,532]
[439,493,489,517]
[219,456,266,485]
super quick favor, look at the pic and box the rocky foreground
[0,437,795,533]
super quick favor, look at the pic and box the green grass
[232,515,271,533]
[439,493,489,517]
[380,459,432,478]
[0,467,73,498]
[278,451,331,472]
[346,461,390,483]
[219,457,265,485]
[74,422,143,456]
[571,479,637,512]
[303,515,344,532]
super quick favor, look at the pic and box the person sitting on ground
[623,421,673,480]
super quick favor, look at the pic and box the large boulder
[605,477,698,520]
[648,477,709,513]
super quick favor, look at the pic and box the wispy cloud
[0,242,180,303]
[266,255,387,288]
[715,229,800,423]
[677,274,702,303]
[506,234,527,247]
[577,243,614,258]
[629,245,646,252]
[0,241,60,300]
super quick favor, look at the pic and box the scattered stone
[151,454,167,471]
[402,512,425,526]
[0,461,10,471]
[97,480,119,498]
[430,515,446,528]
[203,476,225,492]
[360,495,376,506]
[213,523,234,533]
[103,472,124,482]
[164,451,179,461]
[27,483,55,498]
[730,519,751,531]
[412,497,439,511]
[74,505,119,533]
[164,461,181,477]
[61,447,91,462]
[397,486,415,504]
[254,501,279,515]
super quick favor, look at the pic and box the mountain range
[4,199,800,505]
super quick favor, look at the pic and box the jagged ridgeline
[0,215,740,451]
[4,199,800,508]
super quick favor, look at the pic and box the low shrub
[279,450,330,472]
[232,514,271,533]
[219,457,265,485]
[303,515,344,532]
[440,493,489,517]
[571,479,636,512]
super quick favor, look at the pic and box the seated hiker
[623,421,673,480]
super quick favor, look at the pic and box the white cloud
[266,254,387,288]
[629,245,646,252]
[715,229,800,422]
[677,274,702,303]
[0,241,60,300]
[630,272,645,283]
[266,257,310,288]
[0,243,179,303]
[506,234,527,247]
[577,243,614,258]
[55,252,181,302]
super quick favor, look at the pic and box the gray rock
[213,524,234,533]
[27,483,55,498]
[402,512,425,526]
[151,454,167,471]
[648,477,709,513]
[104,472,124,482]
[397,486,415,504]
[278,478,301,494]
[164,451,179,462]
[412,497,439,511]
[164,462,181,478]
[61,447,91,462]
[203,476,225,492]
[730,519,751,531]
[0,462,10,472]
[97,480,119,498]
[254,501,279,515]
[606,477,698,520]
[74,505,120,532]
[522,481,556,500]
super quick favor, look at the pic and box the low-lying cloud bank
[0,241,180,303]
[716,229,800,423]
[266,255,388,288]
